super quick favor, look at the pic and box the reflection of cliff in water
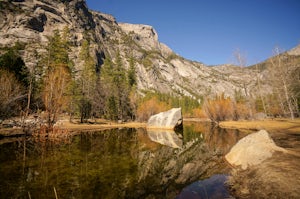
[146,121,246,153]
[0,123,247,199]
[134,123,247,198]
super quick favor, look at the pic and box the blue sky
[86,0,300,66]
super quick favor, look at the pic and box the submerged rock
[225,130,286,170]
[147,108,183,130]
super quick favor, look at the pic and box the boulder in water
[147,108,183,130]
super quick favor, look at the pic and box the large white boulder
[225,130,286,170]
[147,108,183,130]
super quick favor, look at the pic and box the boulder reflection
[147,130,183,148]
[147,122,247,153]
[0,123,248,199]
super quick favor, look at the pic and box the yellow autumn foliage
[136,96,171,122]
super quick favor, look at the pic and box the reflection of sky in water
[176,174,232,199]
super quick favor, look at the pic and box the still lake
[0,122,247,199]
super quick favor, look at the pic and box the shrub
[136,96,170,122]
[203,93,234,123]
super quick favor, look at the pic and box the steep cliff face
[0,0,265,99]
[1,0,89,44]
[0,0,106,71]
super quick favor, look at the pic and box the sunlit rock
[147,130,183,148]
[0,0,270,100]
[225,130,286,170]
[147,108,183,130]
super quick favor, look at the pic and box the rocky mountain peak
[118,23,173,58]
[119,23,159,50]
[0,0,270,99]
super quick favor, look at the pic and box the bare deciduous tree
[233,48,255,118]
[269,46,299,119]
[43,67,71,127]
[0,69,25,118]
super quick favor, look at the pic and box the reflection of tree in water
[204,125,245,154]
[183,122,205,144]
[134,123,243,198]
[0,129,140,199]
[0,125,246,199]
[183,122,247,153]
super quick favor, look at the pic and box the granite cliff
[0,0,273,99]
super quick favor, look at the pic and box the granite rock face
[0,0,106,73]
[0,0,274,99]
[225,130,286,170]
[147,108,183,130]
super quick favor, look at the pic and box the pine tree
[76,38,97,122]
[99,52,132,121]
[127,56,137,87]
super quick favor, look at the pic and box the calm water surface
[0,122,246,198]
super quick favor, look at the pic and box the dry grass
[219,118,300,133]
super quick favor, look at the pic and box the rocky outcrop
[227,130,300,198]
[0,0,271,99]
[147,108,183,130]
[225,130,286,170]
[0,0,106,74]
